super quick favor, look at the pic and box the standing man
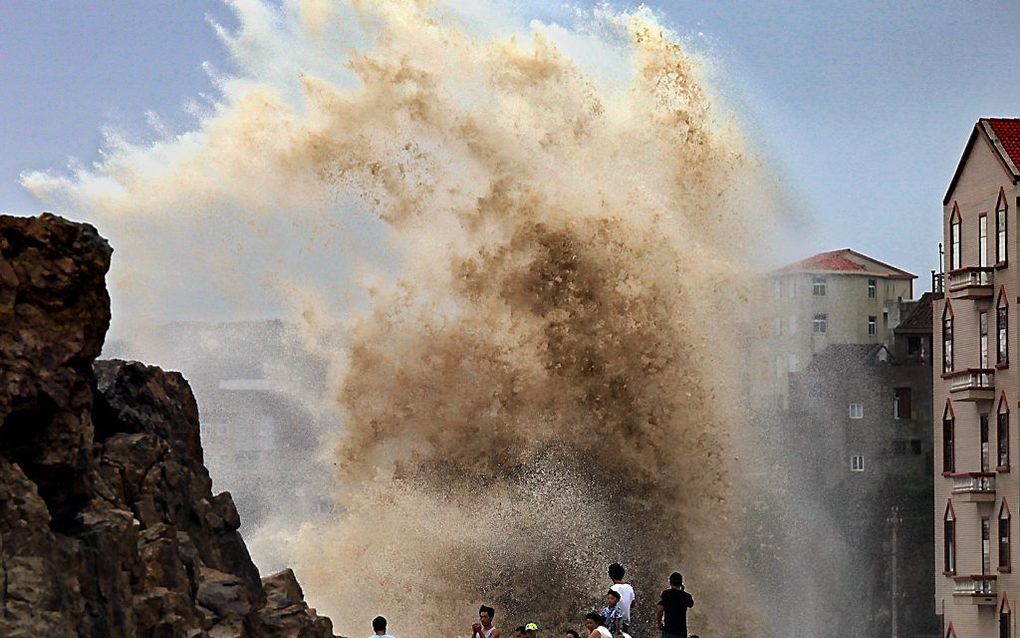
[371,616,397,638]
[656,572,694,638]
[608,563,635,632]
[472,605,501,638]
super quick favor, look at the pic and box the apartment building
[935,118,1020,638]
[752,249,916,409]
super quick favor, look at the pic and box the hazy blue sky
[3,1,1020,290]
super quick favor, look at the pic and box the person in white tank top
[584,612,613,638]
[472,605,501,638]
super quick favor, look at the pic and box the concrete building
[934,118,1020,638]
[752,249,917,409]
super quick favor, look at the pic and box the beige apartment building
[752,249,916,408]
[935,118,1020,638]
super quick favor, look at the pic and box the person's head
[372,616,388,634]
[608,563,625,581]
[605,589,621,606]
[565,631,580,638]
[584,613,604,632]
[514,627,527,638]
[479,606,495,627]
[669,572,684,588]
[525,622,539,637]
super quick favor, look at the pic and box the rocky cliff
[0,213,336,638]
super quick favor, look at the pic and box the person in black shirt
[656,572,694,638]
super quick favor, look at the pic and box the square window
[813,313,827,333]
[849,402,864,419]
[851,455,864,472]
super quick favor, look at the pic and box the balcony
[947,266,994,300]
[953,575,997,604]
[950,472,996,502]
[946,368,995,402]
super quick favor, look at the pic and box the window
[911,438,923,455]
[849,402,864,419]
[850,455,864,472]
[981,214,989,267]
[1001,501,1012,571]
[950,204,962,270]
[999,394,1011,471]
[943,402,955,473]
[983,415,992,472]
[868,316,877,336]
[944,501,956,573]
[943,304,954,374]
[812,276,827,296]
[982,311,990,368]
[999,290,1009,367]
[998,189,1009,264]
[813,313,828,333]
[984,517,993,574]
[1002,597,1013,638]
[894,387,912,420]
[868,278,877,298]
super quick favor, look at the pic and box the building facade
[751,249,916,410]
[935,119,1020,638]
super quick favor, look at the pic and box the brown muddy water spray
[25,2,781,636]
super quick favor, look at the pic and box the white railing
[948,267,993,290]
[954,576,996,596]
[952,473,996,494]
[949,370,994,392]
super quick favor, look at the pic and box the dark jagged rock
[0,213,336,638]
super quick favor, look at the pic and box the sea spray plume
[24,1,775,636]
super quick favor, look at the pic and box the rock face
[0,214,336,638]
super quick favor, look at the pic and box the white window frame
[849,402,864,419]
[850,455,864,472]
[813,314,827,333]
[812,276,827,296]
[868,278,876,298]
[868,316,877,336]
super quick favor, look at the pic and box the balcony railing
[951,472,996,494]
[947,266,994,299]
[953,575,997,602]
[946,369,995,402]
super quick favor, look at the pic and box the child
[601,590,624,638]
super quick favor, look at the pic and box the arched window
[944,402,956,474]
[951,203,962,270]
[1002,595,1012,638]
[999,287,1010,367]
[1001,500,1012,572]
[998,188,1009,265]
[945,501,957,574]
[1000,393,1011,471]
[943,302,955,374]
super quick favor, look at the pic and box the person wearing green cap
[525,622,540,638]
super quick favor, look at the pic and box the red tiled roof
[985,118,1020,172]
[777,250,867,273]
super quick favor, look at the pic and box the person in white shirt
[584,612,612,638]
[608,563,635,632]
[371,615,397,638]
[472,605,501,638]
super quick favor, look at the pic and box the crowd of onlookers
[367,564,697,638]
